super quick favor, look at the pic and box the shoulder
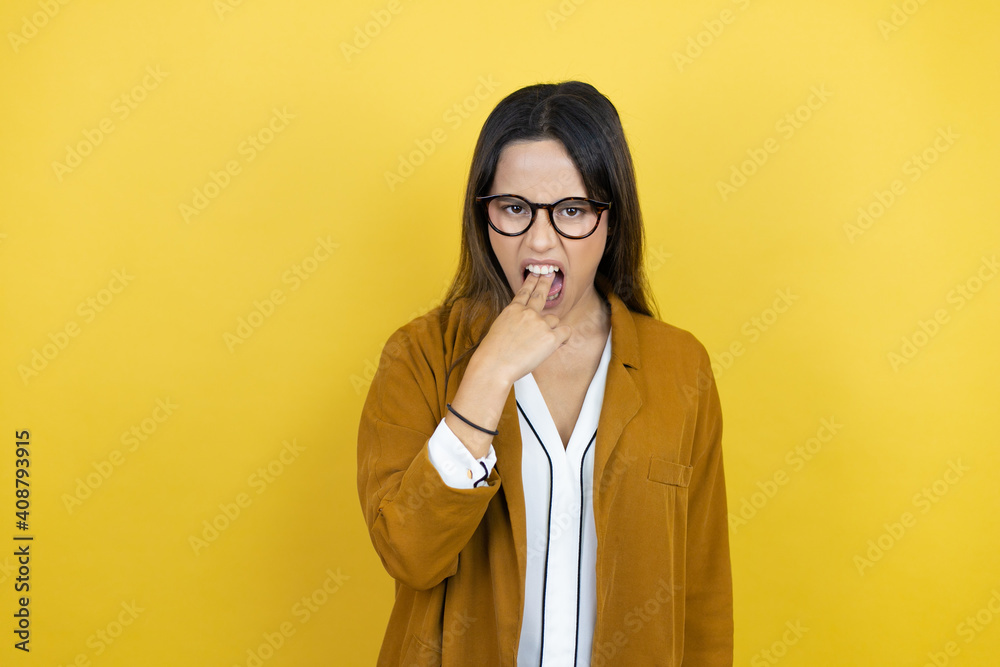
[631,312,711,367]
[383,298,466,356]
[626,312,720,417]
[366,299,478,423]
[377,298,473,382]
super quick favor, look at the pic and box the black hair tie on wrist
[446,403,499,436]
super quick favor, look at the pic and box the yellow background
[1,0,998,665]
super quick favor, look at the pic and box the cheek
[488,234,517,282]
[585,238,608,266]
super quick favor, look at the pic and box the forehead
[491,139,585,199]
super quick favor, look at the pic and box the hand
[472,271,573,386]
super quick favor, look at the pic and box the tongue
[549,271,564,296]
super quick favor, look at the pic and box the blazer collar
[595,271,640,371]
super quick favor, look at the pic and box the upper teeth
[526,264,560,275]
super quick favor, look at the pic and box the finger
[513,272,540,305]
[526,271,556,311]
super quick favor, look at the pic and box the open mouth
[523,267,564,301]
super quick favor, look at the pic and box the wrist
[466,355,514,394]
[446,402,498,436]
[443,411,493,460]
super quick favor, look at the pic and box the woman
[357,80,733,666]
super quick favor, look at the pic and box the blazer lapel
[492,386,527,594]
[591,274,642,518]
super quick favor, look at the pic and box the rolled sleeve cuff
[427,418,497,489]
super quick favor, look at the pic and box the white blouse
[427,328,613,666]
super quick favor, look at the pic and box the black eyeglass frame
[475,193,612,240]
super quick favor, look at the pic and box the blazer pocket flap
[648,457,693,487]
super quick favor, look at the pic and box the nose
[525,207,559,247]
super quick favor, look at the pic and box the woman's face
[486,138,609,319]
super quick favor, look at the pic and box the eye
[491,197,530,217]
[554,199,594,219]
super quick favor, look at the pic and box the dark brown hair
[440,80,658,379]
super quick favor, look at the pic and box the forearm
[357,331,506,590]
[443,355,512,459]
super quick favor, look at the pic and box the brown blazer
[357,274,733,666]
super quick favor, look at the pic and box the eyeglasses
[475,194,612,240]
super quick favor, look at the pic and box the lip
[520,258,565,282]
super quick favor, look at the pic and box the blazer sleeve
[356,325,502,591]
[683,350,734,665]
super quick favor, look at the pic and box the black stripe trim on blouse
[572,429,597,667]
[516,400,554,667]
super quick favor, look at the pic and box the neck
[559,283,611,349]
